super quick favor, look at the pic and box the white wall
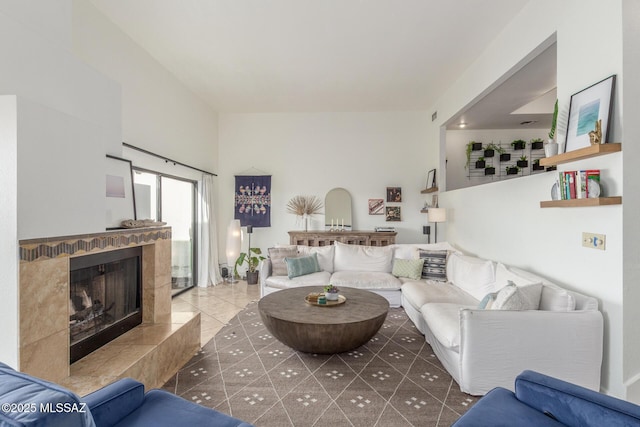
[446,128,548,190]
[218,112,432,260]
[622,0,640,402]
[432,0,626,397]
[0,96,18,367]
[72,0,219,174]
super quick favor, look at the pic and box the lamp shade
[428,208,447,223]
[226,220,242,265]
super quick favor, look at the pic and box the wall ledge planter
[533,164,545,171]
[517,160,528,168]
[511,141,526,150]
[484,167,496,175]
[506,167,519,175]
[471,142,482,151]
[475,160,486,168]
[531,141,544,150]
[500,153,511,162]
[483,149,495,157]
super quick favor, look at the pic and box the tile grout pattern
[166,289,477,427]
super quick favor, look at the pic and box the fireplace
[69,247,142,363]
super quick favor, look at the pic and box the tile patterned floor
[167,286,477,426]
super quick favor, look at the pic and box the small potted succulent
[517,155,528,168]
[532,159,545,171]
[324,284,340,301]
[530,138,544,150]
[511,139,526,150]
[506,165,520,175]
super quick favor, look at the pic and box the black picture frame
[105,155,137,230]
[565,75,616,153]
[426,168,436,189]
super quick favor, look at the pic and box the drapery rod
[122,142,217,176]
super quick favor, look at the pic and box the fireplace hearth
[69,247,142,363]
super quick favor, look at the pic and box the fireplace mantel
[18,227,200,394]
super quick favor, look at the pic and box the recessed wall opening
[443,36,557,191]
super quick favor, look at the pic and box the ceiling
[89,0,530,114]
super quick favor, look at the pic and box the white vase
[544,140,559,157]
[325,292,339,301]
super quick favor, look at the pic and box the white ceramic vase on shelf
[545,139,559,157]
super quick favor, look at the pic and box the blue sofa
[0,362,252,427]
[453,370,640,427]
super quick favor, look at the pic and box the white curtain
[197,174,223,286]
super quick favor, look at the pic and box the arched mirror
[325,188,352,229]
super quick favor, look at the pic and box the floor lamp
[428,208,446,243]
[226,220,241,283]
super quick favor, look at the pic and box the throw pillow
[418,250,448,282]
[478,292,498,309]
[285,253,321,279]
[391,258,424,280]
[492,281,543,310]
[447,253,496,300]
[268,247,299,276]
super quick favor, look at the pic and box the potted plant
[517,155,528,168]
[499,152,511,162]
[286,195,323,231]
[475,157,486,169]
[484,166,496,176]
[511,139,526,150]
[324,284,340,301]
[506,166,519,175]
[532,159,545,171]
[465,141,483,169]
[530,138,544,150]
[545,99,559,157]
[234,247,265,285]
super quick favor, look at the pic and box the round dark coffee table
[258,286,389,354]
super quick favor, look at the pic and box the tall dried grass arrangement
[286,195,323,216]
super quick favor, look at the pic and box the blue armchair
[453,370,640,427]
[0,362,252,427]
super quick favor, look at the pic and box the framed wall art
[565,75,616,153]
[385,206,401,222]
[426,168,436,189]
[105,154,136,229]
[368,199,384,215]
[386,187,402,202]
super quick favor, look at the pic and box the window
[133,169,197,295]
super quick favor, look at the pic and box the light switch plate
[582,232,606,250]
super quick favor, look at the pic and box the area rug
[162,302,478,426]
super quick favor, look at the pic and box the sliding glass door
[133,169,197,294]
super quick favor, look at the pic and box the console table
[288,230,396,247]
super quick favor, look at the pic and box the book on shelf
[557,169,600,200]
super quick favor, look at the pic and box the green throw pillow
[285,253,321,279]
[392,258,425,280]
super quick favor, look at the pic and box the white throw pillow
[540,286,576,311]
[297,245,335,273]
[334,242,393,272]
[447,253,496,301]
[493,281,542,310]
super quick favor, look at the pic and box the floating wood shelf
[420,186,439,194]
[539,143,621,166]
[540,196,622,208]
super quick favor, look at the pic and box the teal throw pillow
[478,292,498,309]
[392,258,425,280]
[285,253,321,279]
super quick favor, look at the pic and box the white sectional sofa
[258,242,604,396]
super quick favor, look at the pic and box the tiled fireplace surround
[18,227,200,396]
